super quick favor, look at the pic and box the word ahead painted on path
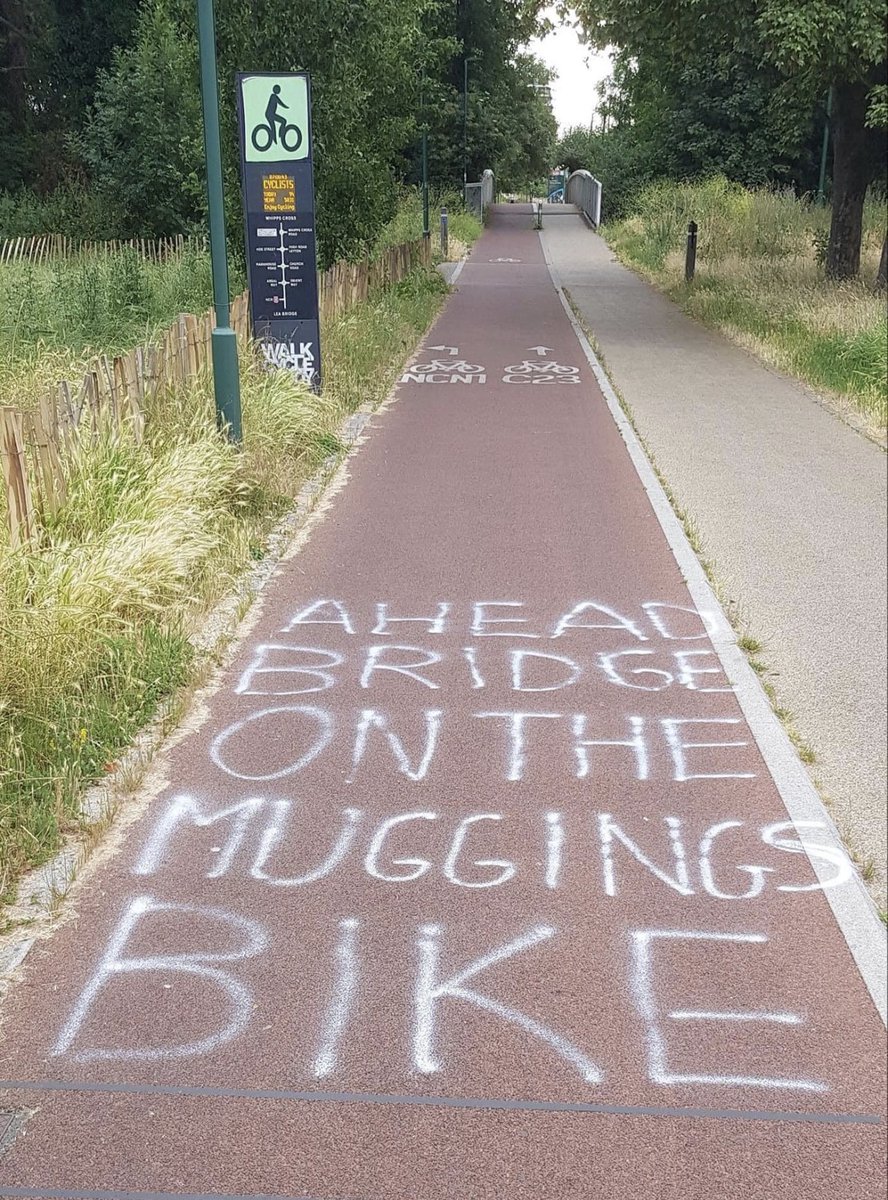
[237,71,321,389]
[49,595,851,1097]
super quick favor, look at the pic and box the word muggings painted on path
[48,596,852,1101]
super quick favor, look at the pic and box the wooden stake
[0,407,36,547]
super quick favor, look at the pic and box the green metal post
[462,56,468,192]
[422,130,430,238]
[816,86,833,206]
[196,0,242,442]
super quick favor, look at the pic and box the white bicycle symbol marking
[412,358,486,375]
[503,360,581,383]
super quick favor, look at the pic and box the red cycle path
[1,207,885,1200]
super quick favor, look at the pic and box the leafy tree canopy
[564,0,886,275]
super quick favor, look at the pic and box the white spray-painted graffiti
[53,897,826,1093]
[132,795,852,897]
[52,896,268,1062]
[208,707,754,784]
[261,339,316,384]
[412,923,602,1082]
[628,930,826,1092]
[51,596,851,1099]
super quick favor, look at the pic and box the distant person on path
[265,85,288,146]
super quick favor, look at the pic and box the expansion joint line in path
[0,1079,882,1127]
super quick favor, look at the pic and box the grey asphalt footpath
[541,215,888,907]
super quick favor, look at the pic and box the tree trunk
[876,235,888,292]
[826,80,872,280]
[0,0,29,123]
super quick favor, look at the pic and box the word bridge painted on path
[47,595,853,1100]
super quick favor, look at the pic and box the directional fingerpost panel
[236,71,321,390]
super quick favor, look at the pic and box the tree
[758,0,887,278]
[78,2,204,235]
[4,0,555,248]
[556,119,667,221]
[569,0,887,277]
[76,0,437,257]
[415,0,553,189]
[0,0,57,189]
[0,0,140,192]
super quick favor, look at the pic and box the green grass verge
[605,177,888,431]
[0,245,244,409]
[375,187,483,258]
[0,188,480,410]
[0,265,448,904]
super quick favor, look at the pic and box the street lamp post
[422,129,430,238]
[196,0,242,442]
[420,76,430,239]
[462,55,468,193]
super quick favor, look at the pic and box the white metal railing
[465,169,495,220]
[566,169,602,227]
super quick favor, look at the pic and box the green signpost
[195,0,242,442]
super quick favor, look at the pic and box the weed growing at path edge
[0,267,448,904]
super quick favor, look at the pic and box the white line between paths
[538,230,888,1027]
[449,258,466,285]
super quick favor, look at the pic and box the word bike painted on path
[49,595,854,1102]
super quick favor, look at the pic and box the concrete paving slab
[542,217,888,907]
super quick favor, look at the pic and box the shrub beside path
[541,217,887,907]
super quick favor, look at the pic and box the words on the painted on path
[51,597,850,1098]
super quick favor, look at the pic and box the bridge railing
[465,169,495,221]
[566,170,603,228]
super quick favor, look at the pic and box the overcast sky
[527,7,613,134]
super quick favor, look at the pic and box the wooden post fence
[1,234,435,545]
[0,408,36,549]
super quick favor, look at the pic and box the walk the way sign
[236,71,321,389]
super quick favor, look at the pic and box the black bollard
[685,220,698,282]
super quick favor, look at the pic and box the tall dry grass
[607,177,887,429]
[0,244,244,410]
[376,186,482,257]
[0,267,447,902]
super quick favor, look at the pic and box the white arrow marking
[528,345,554,354]
[428,345,459,355]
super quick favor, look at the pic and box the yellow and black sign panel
[262,174,296,213]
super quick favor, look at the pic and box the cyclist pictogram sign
[237,71,321,390]
[240,74,309,163]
